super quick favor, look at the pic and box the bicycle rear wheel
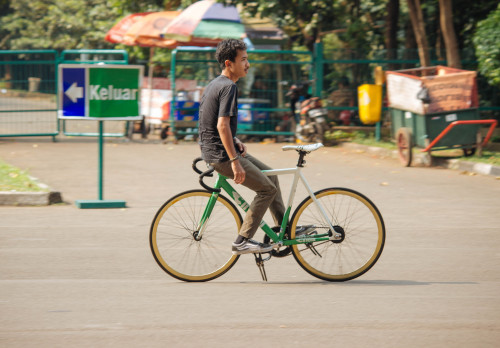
[150,190,242,282]
[290,188,385,281]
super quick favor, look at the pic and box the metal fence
[317,43,500,123]
[169,47,313,139]
[1,46,498,140]
[167,44,499,140]
[0,50,59,139]
[0,49,129,139]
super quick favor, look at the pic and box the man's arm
[217,116,245,184]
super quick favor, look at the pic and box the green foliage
[453,0,498,51]
[0,0,498,89]
[324,130,356,142]
[225,0,344,51]
[1,0,118,50]
[324,130,369,142]
[0,0,167,50]
[473,3,500,87]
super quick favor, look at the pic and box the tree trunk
[406,0,431,67]
[385,0,400,70]
[439,0,461,68]
[403,19,417,69]
[435,21,444,61]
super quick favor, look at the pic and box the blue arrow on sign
[62,68,86,117]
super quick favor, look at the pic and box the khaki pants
[211,154,285,239]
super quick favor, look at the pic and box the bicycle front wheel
[150,190,242,282]
[290,188,385,282]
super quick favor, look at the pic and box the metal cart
[390,108,497,166]
[386,66,497,167]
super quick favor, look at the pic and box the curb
[338,142,500,177]
[441,159,500,176]
[0,191,63,206]
[0,176,63,206]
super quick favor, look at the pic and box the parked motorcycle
[285,81,329,143]
[295,97,329,143]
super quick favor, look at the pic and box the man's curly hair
[215,39,247,71]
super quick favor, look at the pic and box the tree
[1,0,118,50]
[450,0,498,52]
[0,0,167,50]
[473,3,500,87]
[224,0,344,51]
[385,0,399,68]
[439,0,461,68]
[0,0,13,47]
[406,0,431,67]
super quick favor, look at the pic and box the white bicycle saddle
[282,143,324,153]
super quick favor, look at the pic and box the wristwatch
[229,154,240,163]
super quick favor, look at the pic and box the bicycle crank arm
[271,242,284,249]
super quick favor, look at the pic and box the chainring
[263,227,292,257]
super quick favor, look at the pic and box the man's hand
[234,137,247,157]
[231,160,245,184]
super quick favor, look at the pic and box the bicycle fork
[194,191,220,241]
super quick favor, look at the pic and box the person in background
[328,76,355,124]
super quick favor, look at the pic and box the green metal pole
[98,120,104,200]
[170,49,177,136]
[75,119,126,209]
[376,121,381,142]
[313,42,324,98]
[54,51,60,142]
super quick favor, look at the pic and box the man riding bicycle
[198,39,308,255]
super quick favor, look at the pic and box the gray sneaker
[232,239,274,255]
[295,225,317,237]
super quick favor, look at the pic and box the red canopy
[105,12,152,44]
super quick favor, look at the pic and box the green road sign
[59,64,144,120]
[58,64,145,209]
[89,68,139,117]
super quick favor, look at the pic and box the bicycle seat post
[297,151,307,167]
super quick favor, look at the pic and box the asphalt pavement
[0,136,499,347]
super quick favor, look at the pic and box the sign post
[58,64,144,209]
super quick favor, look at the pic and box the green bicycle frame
[197,166,336,246]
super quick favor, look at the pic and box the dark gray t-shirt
[198,75,239,163]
